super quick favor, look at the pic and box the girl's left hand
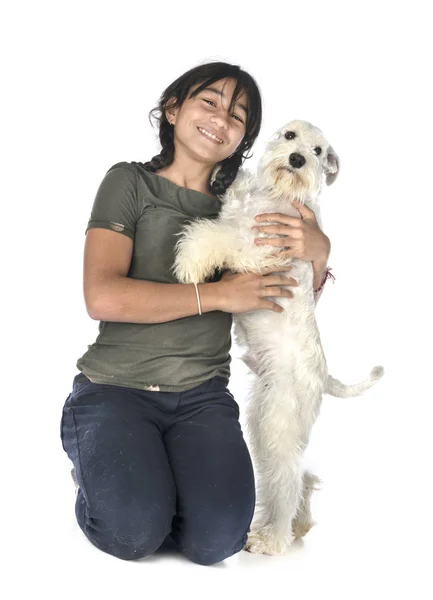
[252,198,331,262]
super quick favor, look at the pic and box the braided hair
[142,61,262,198]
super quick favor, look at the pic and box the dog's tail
[325,365,384,397]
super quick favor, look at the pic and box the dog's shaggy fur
[172,120,384,555]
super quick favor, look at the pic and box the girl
[60,61,331,565]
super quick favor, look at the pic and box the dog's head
[256,120,339,203]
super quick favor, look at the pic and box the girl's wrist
[314,266,335,294]
[312,258,328,289]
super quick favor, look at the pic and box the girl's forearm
[88,276,222,324]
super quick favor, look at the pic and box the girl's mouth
[197,127,224,145]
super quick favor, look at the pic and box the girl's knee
[97,530,169,561]
[173,509,253,566]
[76,492,173,560]
[85,520,171,561]
[179,528,250,565]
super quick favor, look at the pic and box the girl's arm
[313,260,334,305]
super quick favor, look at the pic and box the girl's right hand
[217,265,299,314]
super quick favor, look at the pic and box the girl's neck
[156,162,216,198]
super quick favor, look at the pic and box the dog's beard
[259,165,319,204]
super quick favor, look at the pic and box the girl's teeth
[199,128,223,143]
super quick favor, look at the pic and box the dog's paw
[292,518,316,540]
[172,263,203,285]
[244,527,294,556]
[172,254,211,285]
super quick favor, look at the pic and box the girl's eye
[202,99,244,124]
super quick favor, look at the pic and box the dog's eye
[314,147,322,155]
[285,131,296,140]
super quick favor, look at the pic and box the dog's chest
[221,192,302,225]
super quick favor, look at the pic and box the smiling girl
[60,61,331,565]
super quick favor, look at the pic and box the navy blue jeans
[60,372,256,565]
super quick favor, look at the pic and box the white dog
[172,120,384,556]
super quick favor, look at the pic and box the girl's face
[166,77,248,165]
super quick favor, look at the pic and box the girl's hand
[217,265,299,314]
[252,198,331,263]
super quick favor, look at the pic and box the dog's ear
[324,146,340,185]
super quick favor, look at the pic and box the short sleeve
[85,163,139,240]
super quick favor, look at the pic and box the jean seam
[60,405,68,452]
[70,406,93,511]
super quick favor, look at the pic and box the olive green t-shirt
[76,161,233,392]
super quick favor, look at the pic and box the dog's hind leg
[292,470,322,539]
[246,454,304,555]
[244,378,304,555]
[240,353,261,375]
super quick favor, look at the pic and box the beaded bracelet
[314,267,335,294]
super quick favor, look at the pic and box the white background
[2,0,432,598]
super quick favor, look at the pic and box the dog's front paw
[172,230,222,284]
[244,527,294,556]
[172,259,206,285]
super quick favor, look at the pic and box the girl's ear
[324,146,340,185]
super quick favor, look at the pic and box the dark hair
[142,61,262,197]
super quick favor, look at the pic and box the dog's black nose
[289,153,306,169]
